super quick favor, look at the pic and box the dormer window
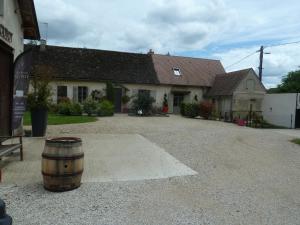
[173,68,181,76]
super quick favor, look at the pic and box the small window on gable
[173,68,181,76]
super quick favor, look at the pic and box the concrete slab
[0,134,197,184]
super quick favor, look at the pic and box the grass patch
[291,139,300,145]
[23,111,97,126]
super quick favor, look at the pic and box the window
[173,68,181,76]
[78,86,88,103]
[57,86,67,103]
[0,0,4,16]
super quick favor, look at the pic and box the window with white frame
[78,86,88,103]
[57,86,68,103]
[173,68,181,76]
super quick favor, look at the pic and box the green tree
[106,81,115,103]
[269,70,300,93]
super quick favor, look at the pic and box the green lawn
[291,138,300,145]
[23,111,97,126]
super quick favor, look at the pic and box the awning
[18,0,40,40]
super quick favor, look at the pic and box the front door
[114,88,122,113]
[173,94,184,114]
[0,42,14,136]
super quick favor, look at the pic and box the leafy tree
[268,70,300,93]
[106,81,115,103]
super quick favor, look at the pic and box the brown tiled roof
[28,45,226,87]
[151,54,225,87]
[28,45,159,85]
[207,68,252,96]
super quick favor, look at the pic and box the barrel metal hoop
[46,137,82,144]
[42,170,84,177]
[45,142,82,148]
[42,153,84,160]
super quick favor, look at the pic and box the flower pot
[31,108,48,137]
[162,106,169,113]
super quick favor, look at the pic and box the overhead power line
[225,51,258,69]
[265,40,300,48]
[224,39,300,70]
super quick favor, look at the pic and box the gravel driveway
[1,114,300,225]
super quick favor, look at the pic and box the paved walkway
[1,134,196,184]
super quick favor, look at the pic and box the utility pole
[258,46,270,82]
[258,46,264,81]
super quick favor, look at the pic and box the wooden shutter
[73,86,78,102]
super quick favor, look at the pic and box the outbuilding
[207,68,266,121]
[262,93,300,128]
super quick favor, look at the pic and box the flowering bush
[199,101,214,119]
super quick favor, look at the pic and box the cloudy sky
[34,0,300,88]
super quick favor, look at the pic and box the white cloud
[213,44,300,88]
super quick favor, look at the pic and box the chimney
[40,39,47,51]
[148,49,154,55]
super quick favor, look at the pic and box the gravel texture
[1,114,300,225]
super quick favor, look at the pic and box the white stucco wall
[262,93,297,128]
[0,0,24,59]
[47,81,205,113]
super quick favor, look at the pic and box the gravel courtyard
[1,115,300,225]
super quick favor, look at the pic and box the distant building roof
[29,45,159,85]
[28,45,226,87]
[207,68,253,96]
[152,54,225,87]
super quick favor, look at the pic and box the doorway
[0,41,14,136]
[173,94,184,114]
[114,88,122,113]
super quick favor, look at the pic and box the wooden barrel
[42,137,84,192]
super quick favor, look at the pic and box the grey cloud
[47,19,84,41]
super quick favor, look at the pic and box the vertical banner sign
[12,50,32,131]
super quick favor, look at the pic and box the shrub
[132,92,155,115]
[180,103,199,118]
[199,101,214,119]
[180,103,186,116]
[58,102,72,115]
[184,103,199,118]
[57,97,71,104]
[70,103,83,116]
[49,103,59,114]
[83,97,98,116]
[121,95,131,104]
[163,94,168,107]
[96,100,114,116]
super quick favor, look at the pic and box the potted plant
[121,94,130,113]
[27,65,53,137]
[162,94,168,113]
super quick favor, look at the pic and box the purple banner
[12,50,32,130]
